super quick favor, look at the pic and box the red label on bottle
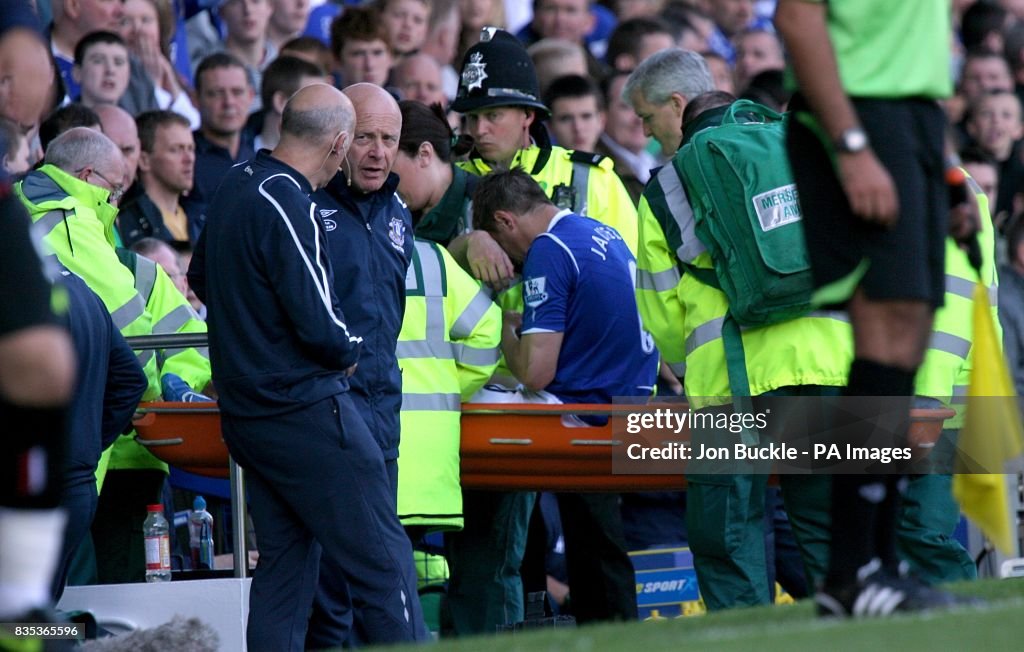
[145,534,171,571]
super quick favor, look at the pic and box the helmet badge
[461,52,488,92]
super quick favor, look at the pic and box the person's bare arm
[448,231,516,290]
[658,361,683,396]
[500,311,563,391]
[775,0,898,225]
[0,326,76,406]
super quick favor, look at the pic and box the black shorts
[786,95,947,309]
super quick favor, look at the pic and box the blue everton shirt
[521,210,658,405]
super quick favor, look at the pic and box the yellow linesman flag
[952,282,1024,554]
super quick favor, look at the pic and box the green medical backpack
[675,100,813,328]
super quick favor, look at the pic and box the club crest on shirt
[320,208,338,232]
[461,52,488,92]
[388,216,406,251]
[524,276,548,308]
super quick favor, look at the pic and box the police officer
[448,27,639,285]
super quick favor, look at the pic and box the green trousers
[690,423,973,610]
[687,473,832,610]
[897,428,975,584]
[686,387,835,611]
[445,490,535,635]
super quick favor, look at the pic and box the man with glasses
[24,126,214,584]
[14,128,202,585]
[86,167,127,204]
[13,128,148,389]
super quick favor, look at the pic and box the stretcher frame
[133,401,951,578]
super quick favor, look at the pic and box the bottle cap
[147,504,164,512]
[945,166,966,186]
[193,495,206,511]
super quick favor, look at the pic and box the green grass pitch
[382,578,1024,651]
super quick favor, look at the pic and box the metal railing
[127,332,248,579]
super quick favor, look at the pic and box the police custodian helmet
[450,27,550,117]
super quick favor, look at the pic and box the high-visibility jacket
[16,166,168,473]
[459,144,639,254]
[914,175,1000,428]
[397,239,501,530]
[636,164,853,405]
[96,251,211,475]
[124,252,210,393]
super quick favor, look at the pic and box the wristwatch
[834,127,868,154]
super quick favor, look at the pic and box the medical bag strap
[679,261,760,446]
[720,312,759,446]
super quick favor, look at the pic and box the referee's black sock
[826,359,915,591]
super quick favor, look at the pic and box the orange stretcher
[133,401,952,577]
[134,402,952,491]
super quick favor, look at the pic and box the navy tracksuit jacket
[313,172,413,461]
[54,270,147,600]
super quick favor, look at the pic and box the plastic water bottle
[188,496,215,570]
[143,504,171,582]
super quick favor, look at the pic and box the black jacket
[118,190,204,248]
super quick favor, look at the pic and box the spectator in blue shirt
[705,0,773,64]
[184,52,255,226]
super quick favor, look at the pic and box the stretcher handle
[135,436,185,447]
[135,403,220,414]
[462,403,658,416]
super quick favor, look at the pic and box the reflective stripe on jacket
[915,175,1000,428]
[637,163,853,405]
[397,239,501,530]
